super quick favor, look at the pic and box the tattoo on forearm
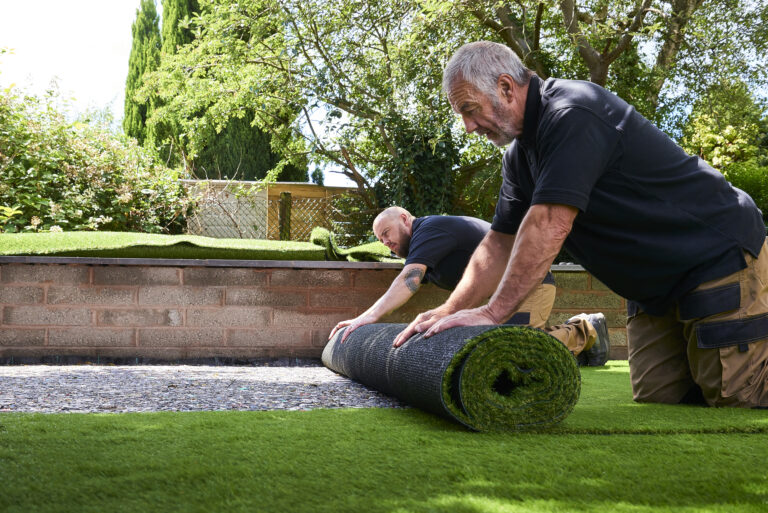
[404,268,424,293]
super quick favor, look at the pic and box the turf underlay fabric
[0,230,402,262]
[322,323,581,431]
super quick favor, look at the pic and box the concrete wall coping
[0,256,587,271]
[0,256,586,272]
[0,255,404,269]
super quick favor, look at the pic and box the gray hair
[442,41,531,101]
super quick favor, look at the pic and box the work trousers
[509,283,596,355]
[627,241,768,408]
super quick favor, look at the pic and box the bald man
[329,206,610,366]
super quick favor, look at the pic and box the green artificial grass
[310,227,402,262]
[1,362,767,513]
[442,326,580,431]
[323,324,581,431]
[0,230,402,262]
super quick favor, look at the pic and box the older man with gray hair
[394,41,768,408]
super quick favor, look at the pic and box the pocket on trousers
[679,283,741,321]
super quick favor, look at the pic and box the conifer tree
[161,0,199,55]
[123,0,161,145]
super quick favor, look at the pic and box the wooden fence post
[279,191,292,240]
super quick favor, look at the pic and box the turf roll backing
[322,323,581,431]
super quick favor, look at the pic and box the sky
[0,0,354,186]
[0,0,138,122]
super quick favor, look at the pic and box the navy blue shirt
[406,215,555,291]
[491,76,765,315]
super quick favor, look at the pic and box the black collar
[518,75,543,148]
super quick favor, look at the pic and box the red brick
[311,330,338,347]
[4,306,91,326]
[48,328,135,347]
[186,307,271,328]
[97,309,183,327]
[309,290,382,308]
[269,269,351,288]
[553,272,589,290]
[138,287,222,306]
[400,286,451,310]
[272,308,353,328]
[379,311,419,324]
[353,269,401,288]
[47,286,135,305]
[0,329,46,346]
[138,328,227,347]
[183,268,267,287]
[553,291,624,310]
[228,329,310,347]
[1,264,89,284]
[0,286,44,304]
[226,288,307,307]
[93,267,180,286]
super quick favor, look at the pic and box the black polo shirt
[406,215,555,291]
[491,76,765,315]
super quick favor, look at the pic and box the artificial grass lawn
[1,362,767,513]
[0,230,401,262]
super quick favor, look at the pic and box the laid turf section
[0,231,402,262]
[1,364,766,513]
[0,231,324,260]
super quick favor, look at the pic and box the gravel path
[0,365,405,413]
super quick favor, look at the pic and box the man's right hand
[329,314,378,344]
[392,306,453,347]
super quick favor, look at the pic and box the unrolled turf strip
[322,323,581,432]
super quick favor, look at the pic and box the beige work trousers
[512,283,596,355]
[627,241,768,408]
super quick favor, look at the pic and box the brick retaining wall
[0,260,627,363]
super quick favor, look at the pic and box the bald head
[373,206,414,257]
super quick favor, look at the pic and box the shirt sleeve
[405,225,458,269]
[531,107,620,211]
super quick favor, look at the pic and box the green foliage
[0,87,190,234]
[161,0,199,55]
[724,160,768,224]
[123,0,162,145]
[193,110,308,181]
[680,79,768,223]
[142,0,767,239]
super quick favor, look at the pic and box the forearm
[362,264,426,320]
[442,230,516,313]
[484,204,577,322]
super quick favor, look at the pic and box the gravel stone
[0,365,405,413]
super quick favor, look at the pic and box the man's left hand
[423,306,499,338]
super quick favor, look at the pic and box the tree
[124,0,162,145]
[161,0,200,55]
[145,0,308,181]
[446,0,767,123]
[143,0,767,229]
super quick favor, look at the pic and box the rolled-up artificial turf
[322,323,581,432]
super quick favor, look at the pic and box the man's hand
[393,306,451,347]
[329,313,378,343]
[423,306,498,337]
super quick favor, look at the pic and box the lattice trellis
[184,180,347,241]
[267,196,334,241]
[185,182,269,239]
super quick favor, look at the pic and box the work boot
[569,312,610,367]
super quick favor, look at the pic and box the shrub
[724,159,768,225]
[0,87,191,233]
